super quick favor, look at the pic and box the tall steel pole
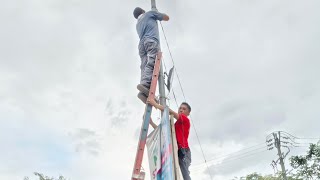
[151,0,166,108]
[151,1,175,179]
[151,0,157,11]
[158,63,167,108]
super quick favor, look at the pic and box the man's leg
[138,41,148,87]
[140,38,159,88]
[178,148,191,180]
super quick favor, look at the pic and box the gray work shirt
[136,11,165,43]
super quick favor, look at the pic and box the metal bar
[158,62,166,108]
[151,0,157,11]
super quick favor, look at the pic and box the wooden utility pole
[273,132,287,180]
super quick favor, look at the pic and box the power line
[215,150,269,166]
[207,145,268,163]
[266,131,318,179]
[160,22,187,101]
[191,145,268,170]
[191,149,269,173]
[280,131,320,140]
[159,22,213,179]
[192,131,317,176]
[210,149,269,167]
[192,142,266,167]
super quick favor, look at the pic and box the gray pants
[178,148,191,180]
[138,38,160,88]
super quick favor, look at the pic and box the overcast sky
[1,0,320,180]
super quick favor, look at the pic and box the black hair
[133,7,145,19]
[181,102,191,112]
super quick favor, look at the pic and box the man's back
[136,11,165,42]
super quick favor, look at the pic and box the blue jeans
[178,148,191,180]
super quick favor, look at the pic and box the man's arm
[148,99,179,120]
[153,11,170,21]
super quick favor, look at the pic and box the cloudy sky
[1,0,320,179]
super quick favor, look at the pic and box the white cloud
[1,0,320,179]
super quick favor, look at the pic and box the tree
[24,172,67,180]
[234,172,301,180]
[290,143,320,180]
[232,172,273,180]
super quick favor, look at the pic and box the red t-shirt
[175,114,190,149]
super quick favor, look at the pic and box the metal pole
[152,0,165,108]
[151,0,157,11]
[150,1,177,179]
[151,2,177,180]
[158,63,166,108]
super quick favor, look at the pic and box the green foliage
[234,172,301,180]
[290,143,320,180]
[25,145,320,180]
[235,144,320,180]
[233,172,278,180]
[24,172,67,180]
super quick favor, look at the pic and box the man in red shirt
[149,100,192,180]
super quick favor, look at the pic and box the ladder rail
[132,52,162,180]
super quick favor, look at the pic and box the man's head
[133,7,145,19]
[179,102,191,116]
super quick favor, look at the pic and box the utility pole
[273,132,287,180]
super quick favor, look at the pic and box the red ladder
[132,52,162,180]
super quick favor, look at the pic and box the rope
[160,22,187,101]
[160,22,214,180]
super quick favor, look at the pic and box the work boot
[137,92,148,104]
[137,92,159,104]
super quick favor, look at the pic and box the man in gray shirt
[133,7,169,100]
